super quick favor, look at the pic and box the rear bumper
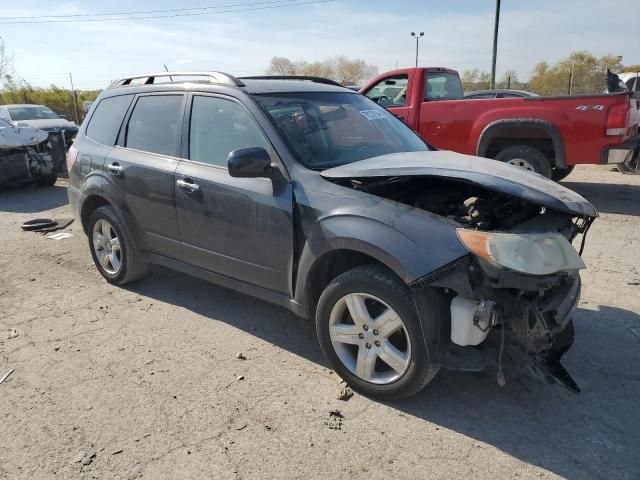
[67,184,84,225]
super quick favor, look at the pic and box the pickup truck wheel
[495,146,553,178]
[88,206,147,285]
[551,166,575,181]
[315,265,440,401]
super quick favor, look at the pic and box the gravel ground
[1,165,639,480]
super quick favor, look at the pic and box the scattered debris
[0,368,14,385]
[53,346,60,351]
[225,375,245,388]
[630,328,640,340]
[46,232,73,241]
[111,449,123,455]
[335,382,353,401]
[7,328,18,339]
[324,410,344,431]
[72,451,87,464]
[235,424,247,431]
[86,405,92,410]
[82,451,97,465]
[235,352,246,360]
[21,218,74,233]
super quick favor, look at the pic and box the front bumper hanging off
[411,255,583,392]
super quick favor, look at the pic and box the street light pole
[410,32,424,68]
[490,0,501,89]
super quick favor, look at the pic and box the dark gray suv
[68,71,597,399]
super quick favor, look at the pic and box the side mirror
[59,115,67,119]
[228,147,274,179]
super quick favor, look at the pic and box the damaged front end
[396,179,595,392]
[0,121,59,187]
[321,152,598,392]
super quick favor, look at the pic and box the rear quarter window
[86,95,134,146]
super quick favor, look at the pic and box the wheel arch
[293,215,437,321]
[476,119,566,169]
[80,194,113,233]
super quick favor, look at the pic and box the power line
[0,0,301,20]
[0,0,334,25]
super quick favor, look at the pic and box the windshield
[8,106,60,121]
[256,92,428,169]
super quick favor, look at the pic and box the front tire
[88,206,147,285]
[551,166,575,181]
[315,265,440,401]
[495,145,553,178]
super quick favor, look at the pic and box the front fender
[293,213,468,308]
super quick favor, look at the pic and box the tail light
[66,145,79,172]
[605,103,629,136]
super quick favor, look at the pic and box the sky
[0,0,638,90]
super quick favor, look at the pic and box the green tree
[529,51,623,96]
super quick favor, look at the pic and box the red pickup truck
[360,67,640,179]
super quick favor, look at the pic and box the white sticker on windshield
[359,109,388,121]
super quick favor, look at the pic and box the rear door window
[425,72,464,100]
[125,95,184,157]
[85,94,134,146]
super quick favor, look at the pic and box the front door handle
[107,162,123,175]
[176,178,200,192]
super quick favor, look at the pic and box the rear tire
[36,173,58,187]
[88,206,147,285]
[495,145,553,178]
[551,166,575,181]
[315,265,441,401]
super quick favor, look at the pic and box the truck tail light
[66,145,79,171]
[605,103,629,136]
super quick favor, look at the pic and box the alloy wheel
[329,292,411,384]
[92,219,122,275]
[507,158,536,171]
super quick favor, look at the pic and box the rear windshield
[425,72,464,100]
[256,91,428,170]
[8,106,60,121]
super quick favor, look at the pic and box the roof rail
[111,71,245,88]
[238,75,343,87]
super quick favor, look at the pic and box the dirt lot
[1,165,639,480]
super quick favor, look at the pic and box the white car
[0,104,79,147]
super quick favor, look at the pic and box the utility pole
[410,32,424,68]
[568,62,574,95]
[490,0,501,89]
[69,73,79,124]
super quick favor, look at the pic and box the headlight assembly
[456,229,586,275]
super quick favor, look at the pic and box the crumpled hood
[14,118,77,131]
[0,125,49,148]
[321,150,597,218]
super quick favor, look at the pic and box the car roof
[100,72,354,98]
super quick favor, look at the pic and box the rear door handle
[176,178,200,192]
[107,162,123,175]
